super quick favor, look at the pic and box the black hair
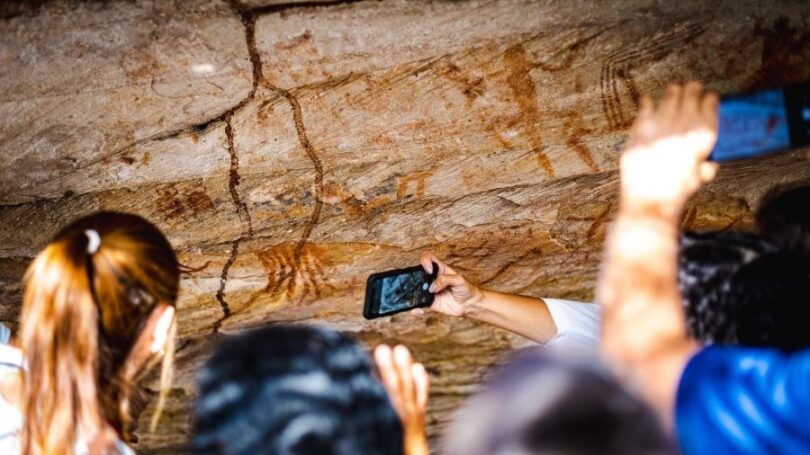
[756,184,810,253]
[191,325,403,455]
[678,231,777,344]
[728,252,810,351]
[442,350,673,455]
[678,231,810,351]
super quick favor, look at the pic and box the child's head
[192,325,403,455]
[443,350,673,455]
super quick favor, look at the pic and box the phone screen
[378,269,431,313]
[364,265,436,319]
[709,88,791,162]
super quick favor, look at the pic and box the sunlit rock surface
[1,0,809,452]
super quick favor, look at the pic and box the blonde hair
[18,212,179,455]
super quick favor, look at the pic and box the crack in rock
[213,115,254,333]
[213,238,240,333]
[211,0,262,332]
[270,86,324,259]
[208,0,330,331]
[224,115,254,237]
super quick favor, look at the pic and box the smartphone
[709,83,810,162]
[363,264,439,319]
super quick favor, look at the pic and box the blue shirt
[676,346,810,454]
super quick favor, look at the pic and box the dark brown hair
[18,212,179,455]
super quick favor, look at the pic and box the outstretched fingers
[374,344,429,422]
[619,81,722,211]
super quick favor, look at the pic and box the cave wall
[1,0,810,452]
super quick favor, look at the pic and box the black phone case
[363,264,438,320]
[785,83,810,148]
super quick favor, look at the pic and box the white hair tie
[85,229,101,254]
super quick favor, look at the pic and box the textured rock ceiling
[1,0,810,452]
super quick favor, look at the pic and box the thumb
[699,161,718,183]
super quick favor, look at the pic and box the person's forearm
[464,289,558,343]
[598,203,696,423]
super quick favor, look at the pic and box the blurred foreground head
[442,350,673,455]
[679,231,810,351]
[192,325,403,455]
[20,211,179,454]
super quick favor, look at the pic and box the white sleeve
[0,323,9,345]
[542,298,601,354]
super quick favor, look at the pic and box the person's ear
[127,303,176,377]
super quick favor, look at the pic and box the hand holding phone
[415,252,481,317]
[363,253,482,319]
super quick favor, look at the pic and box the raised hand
[620,81,719,218]
[598,82,718,423]
[374,344,430,455]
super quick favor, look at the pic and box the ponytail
[20,232,111,454]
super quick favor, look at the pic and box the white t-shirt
[0,344,134,454]
[542,298,601,354]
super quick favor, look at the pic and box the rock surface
[1,0,809,452]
